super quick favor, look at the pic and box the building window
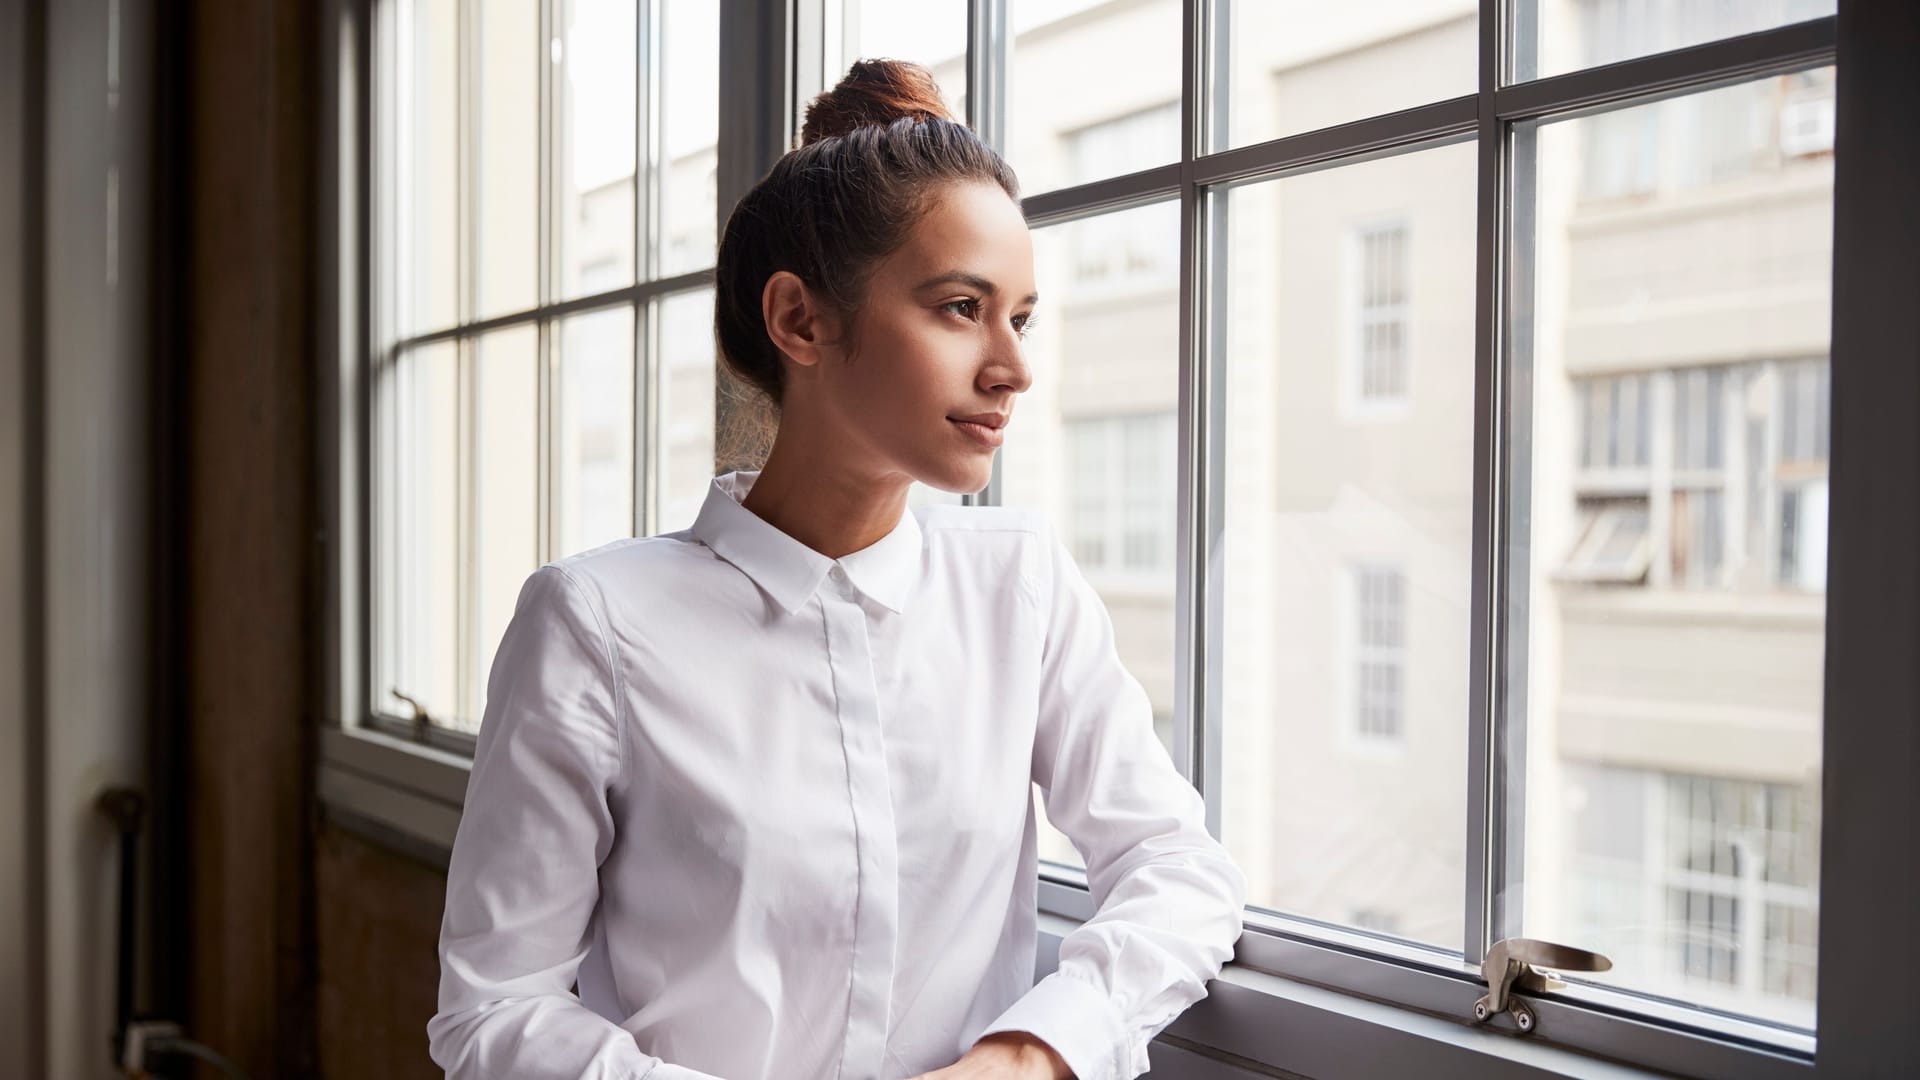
[1559,359,1827,592]
[1663,773,1821,1000]
[1352,566,1407,741]
[1354,223,1411,404]
[1062,104,1181,298]
[1064,412,1177,579]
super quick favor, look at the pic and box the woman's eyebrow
[914,270,1040,306]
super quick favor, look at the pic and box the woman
[428,59,1246,1080]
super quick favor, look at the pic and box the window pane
[1526,0,1837,82]
[657,0,719,277]
[474,0,540,319]
[375,342,459,724]
[825,0,967,120]
[1002,201,1182,869]
[1222,0,1475,149]
[1511,71,1833,1029]
[555,306,635,557]
[554,0,636,299]
[468,326,541,729]
[396,0,459,335]
[1218,142,1477,951]
[657,288,717,532]
[1007,1,1182,194]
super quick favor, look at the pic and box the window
[332,1,1875,1075]
[1517,69,1834,1035]
[1558,764,1820,1024]
[1559,359,1828,592]
[1353,222,1410,406]
[371,0,719,738]
[1064,413,1178,579]
[914,0,1839,1070]
[1352,566,1407,741]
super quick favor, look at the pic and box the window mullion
[965,0,1007,509]
[536,0,554,568]
[641,0,656,538]
[1463,0,1506,969]
[637,0,660,535]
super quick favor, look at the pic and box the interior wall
[184,0,321,1074]
[41,0,156,1074]
[315,823,447,1078]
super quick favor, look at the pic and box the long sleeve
[427,565,722,1080]
[973,522,1248,1080]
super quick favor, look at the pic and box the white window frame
[1062,411,1178,588]
[318,2,1920,1076]
[1339,563,1409,750]
[1343,216,1414,418]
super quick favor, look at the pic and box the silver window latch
[1472,938,1613,1034]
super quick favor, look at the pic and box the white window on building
[1776,358,1831,590]
[1663,774,1821,1001]
[1063,412,1177,579]
[1062,103,1181,297]
[1560,359,1827,592]
[1353,223,1411,405]
[1671,366,1728,588]
[1562,763,1821,1015]
[1352,566,1407,741]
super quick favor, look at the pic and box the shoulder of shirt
[538,530,713,586]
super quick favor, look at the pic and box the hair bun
[799,58,955,146]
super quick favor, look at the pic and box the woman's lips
[950,418,1006,448]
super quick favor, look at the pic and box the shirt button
[829,565,846,583]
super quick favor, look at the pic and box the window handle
[391,689,434,740]
[1472,938,1613,1034]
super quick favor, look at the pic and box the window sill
[318,727,1814,1079]
[318,723,470,867]
[1033,906,1809,1080]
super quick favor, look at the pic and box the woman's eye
[1013,313,1037,340]
[941,298,980,320]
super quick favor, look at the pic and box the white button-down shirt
[428,469,1247,1080]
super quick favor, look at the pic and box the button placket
[822,588,899,1080]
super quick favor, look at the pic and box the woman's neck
[739,428,912,560]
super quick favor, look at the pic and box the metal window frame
[357,0,720,748]
[976,3,1841,1075]
[318,1,1920,1076]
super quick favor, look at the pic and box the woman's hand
[908,1032,1073,1080]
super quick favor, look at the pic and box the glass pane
[824,0,968,121]
[1000,201,1181,869]
[468,326,541,729]
[474,0,540,319]
[554,0,636,299]
[1510,70,1833,1029]
[375,342,459,725]
[1218,142,1478,951]
[556,306,636,558]
[657,288,717,532]
[1007,0,1182,195]
[396,0,459,335]
[657,1,720,277]
[1525,0,1837,82]
[1223,0,1476,149]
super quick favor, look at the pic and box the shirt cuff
[973,970,1138,1080]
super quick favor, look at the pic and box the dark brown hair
[713,59,1020,412]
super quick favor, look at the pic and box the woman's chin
[921,455,995,497]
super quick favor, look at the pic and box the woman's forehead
[892,183,1034,289]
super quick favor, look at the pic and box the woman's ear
[762,270,842,370]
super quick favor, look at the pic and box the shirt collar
[690,469,924,617]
